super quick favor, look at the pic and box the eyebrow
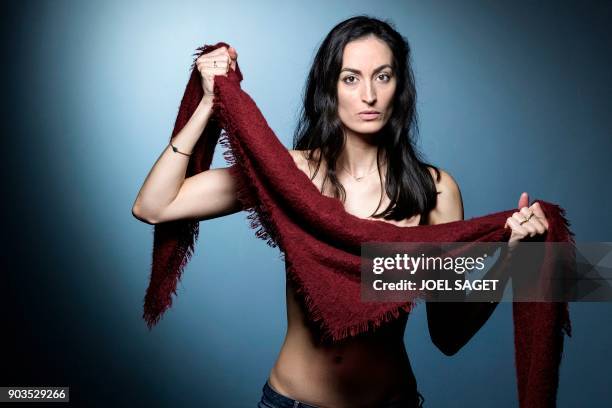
[340,64,393,75]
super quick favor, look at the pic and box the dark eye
[342,75,357,84]
[378,73,391,81]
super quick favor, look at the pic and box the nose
[361,80,377,105]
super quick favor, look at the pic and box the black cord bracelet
[170,142,192,157]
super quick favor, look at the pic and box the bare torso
[268,150,426,407]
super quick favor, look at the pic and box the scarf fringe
[287,259,418,343]
[215,107,284,255]
[143,220,199,329]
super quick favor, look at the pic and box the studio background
[3,0,611,407]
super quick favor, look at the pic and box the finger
[197,53,215,64]
[530,202,549,228]
[518,192,529,209]
[216,47,231,59]
[200,60,231,70]
[506,217,528,238]
[511,212,537,236]
[201,51,228,60]
[529,203,548,229]
[530,202,545,216]
[527,216,547,235]
[199,52,228,65]
[202,54,231,64]
[521,220,538,237]
[512,212,528,224]
[210,49,231,60]
[197,50,222,61]
[215,45,234,56]
[228,46,237,60]
[520,207,534,219]
[520,208,545,236]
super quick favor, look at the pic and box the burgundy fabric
[143,42,574,408]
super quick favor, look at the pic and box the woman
[132,15,549,408]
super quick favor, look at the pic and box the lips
[358,111,380,120]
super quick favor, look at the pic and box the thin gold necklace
[340,163,381,182]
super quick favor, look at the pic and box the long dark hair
[293,15,440,222]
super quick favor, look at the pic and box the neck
[337,129,384,178]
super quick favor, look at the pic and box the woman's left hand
[504,192,549,249]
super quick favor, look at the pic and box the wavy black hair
[293,15,440,222]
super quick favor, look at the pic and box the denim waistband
[261,380,321,408]
[259,380,425,408]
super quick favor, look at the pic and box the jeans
[257,379,425,408]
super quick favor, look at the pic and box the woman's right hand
[196,46,238,98]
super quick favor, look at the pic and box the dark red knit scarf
[144,42,574,408]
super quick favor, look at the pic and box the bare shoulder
[426,166,460,195]
[288,149,308,174]
[426,166,464,224]
[288,149,307,166]
[288,149,322,177]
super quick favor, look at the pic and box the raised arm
[132,46,243,224]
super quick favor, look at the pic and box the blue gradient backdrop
[3,1,611,407]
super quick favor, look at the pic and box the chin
[350,122,384,135]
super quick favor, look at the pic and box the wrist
[192,96,214,120]
[200,94,214,109]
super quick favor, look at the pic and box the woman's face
[337,35,397,137]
